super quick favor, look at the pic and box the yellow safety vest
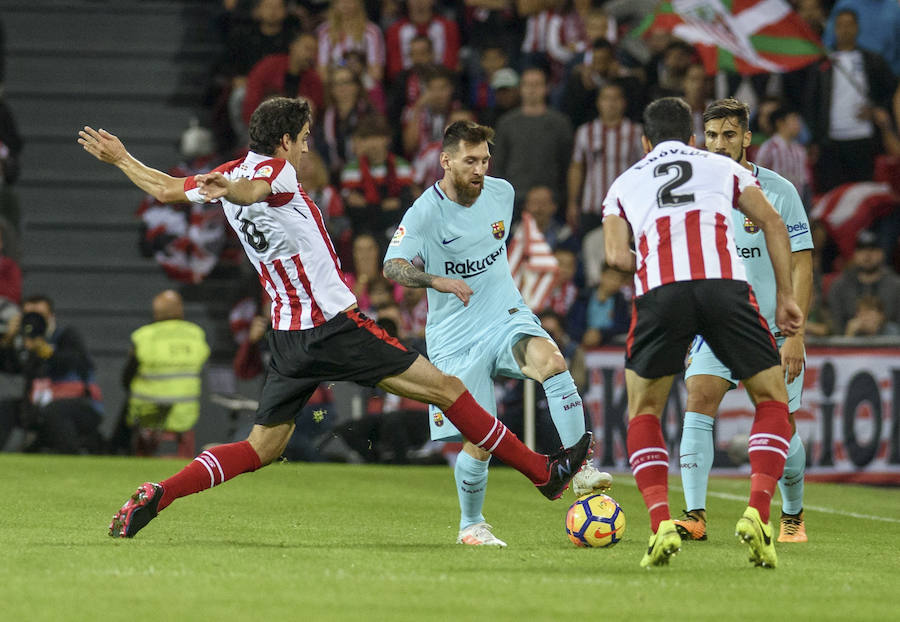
[128,319,210,432]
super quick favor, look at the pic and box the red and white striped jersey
[602,141,759,297]
[185,151,357,330]
[572,118,644,215]
[315,22,385,71]
[755,134,811,197]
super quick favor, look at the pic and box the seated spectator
[546,247,580,318]
[345,232,403,311]
[398,285,427,353]
[137,121,228,284]
[13,295,103,454]
[681,63,711,148]
[315,65,376,179]
[459,0,521,62]
[537,308,586,392]
[387,35,436,131]
[570,263,631,346]
[0,298,23,450]
[561,37,644,128]
[315,0,386,84]
[523,185,571,250]
[0,225,21,305]
[756,105,813,206]
[401,65,460,159]
[341,115,414,243]
[120,290,210,457]
[385,0,460,83]
[844,294,900,337]
[241,31,324,129]
[478,67,521,128]
[646,39,695,100]
[827,229,900,334]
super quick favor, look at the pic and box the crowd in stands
[2,1,900,459]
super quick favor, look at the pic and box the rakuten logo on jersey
[736,246,762,259]
[787,222,809,234]
[444,245,505,278]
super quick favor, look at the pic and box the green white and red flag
[632,0,824,75]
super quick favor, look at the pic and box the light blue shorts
[428,308,551,441]
[684,335,803,413]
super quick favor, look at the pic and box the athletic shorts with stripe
[254,308,419,426]
[625,279,780,380]
[685,334,804,412]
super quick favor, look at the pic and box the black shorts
[255,308,419,426]
[625,279,779,380]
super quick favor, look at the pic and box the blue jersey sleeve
[761,169,814,253]
[384,202,427,265]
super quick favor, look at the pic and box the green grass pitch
[1,454,898,621]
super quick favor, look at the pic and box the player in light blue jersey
[384,121,611,546]
[675,99,814,543]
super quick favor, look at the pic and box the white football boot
[571,461,613,497]
[456,522,507,547]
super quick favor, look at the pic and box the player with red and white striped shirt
[384,0,460,82]
[602,97,803,569]
[80,97,591,541]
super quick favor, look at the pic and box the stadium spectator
[806,8,898,192]
[795,0,827,37]
[137,121,228,285]
[561,38,643,128]
[0,225,21,305]
[401,65,460,158]
[478,67,520,127]
[80,101,590,538]
[345,232,403,313]
[341,48,388,114]
[315,0,386,84]
[844,294,900,337]
[315,65,376,179]
[546,247,580,319]
[681,63,711,147]
[397,285,427,353]
[241,31,324,128]
[523,184,570,250]
[464,44,511,121]
[215,0,301,150]
[756,105,813,205]
[120,290,210,457]
[493,67,573,206]
[823,0,900,77]
[827,228,900,334]
[296,148,351,263]
[342,115,414,242]
[14,295,104,455]
[566,81,643,234]
[0,96,22,233]
[0,298,23,451]
[646,39,695,100]
[570,262,630,347]
[459,0,521,61]
[385,0,461,82]
[387,35,436,132]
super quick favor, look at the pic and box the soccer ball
[565,493,626,547]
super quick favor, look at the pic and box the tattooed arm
[384,258,473,306]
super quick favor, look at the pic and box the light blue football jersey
[384,176,527,358]
[734,164,814,333]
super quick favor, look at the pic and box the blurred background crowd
[0,0,899,461]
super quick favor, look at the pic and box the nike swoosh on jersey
[292,207,308,219]
[562,392,578,400]
[442,236,462,244]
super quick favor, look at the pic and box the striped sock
[158,441,262,511]
[444,390,548,484]
[748,401,791,523]
[628,414,670,532]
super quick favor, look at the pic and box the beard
[450,171,483,205]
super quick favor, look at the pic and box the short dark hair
[770,105,797,128]
[643,97,693,146]
[23,294,54,313]
[442,120,495,152]
[424,64,455,86]
[703,98,751,132]
[354,114,392,139]
[836,8,859,23]
[591,37,613,52]
[248,97,311,155]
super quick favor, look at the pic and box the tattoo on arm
[383,258,435,288]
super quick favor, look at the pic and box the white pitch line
[615,479,900,524]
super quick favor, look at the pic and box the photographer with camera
[0,295,104,454]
